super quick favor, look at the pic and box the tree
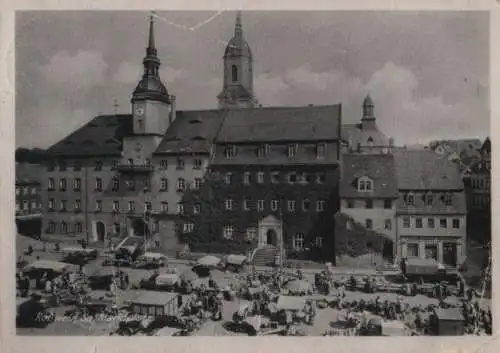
[15,147,49,164]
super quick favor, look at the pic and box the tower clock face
[135,105,145,117]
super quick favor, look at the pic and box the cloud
[113,61,188,84]
[40,50,108,90]
[253,61,488,145]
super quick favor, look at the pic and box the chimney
[169,95,176,123]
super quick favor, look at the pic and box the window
[271,200,279,211]
[31,200,37,209]
[317,143,326,159]
[112,178,119,191]
[24,186,29,194]
[317,173,326,184]
[243,200,250,211]
[257,145,267,158]
[225,199,233,210]
[257,200,264,211]
[193,159,202,169]
[59,161,67,171]
[183,223,194,233]
[128,158,134,166]
[126,179,135,191]
[95,160,103,171]
[95,178,103,191]
[257,172,265,184]
[440,218,447,228]
[60,200,67,211]
[246,228,257,241]
[95,200,102,211]
[144,202,152,212]
[73,178,81,191]
[48,178,55,190]
[288,200,296,212]
[223,225,234,239]
[112,160,119,169]
[403,217,411,228]
[315,237,323,247]
[113,201,119,211]
[59,178,67,191]
[61,222,68,234]
[231,65,238,82]
[316,200,326,212]
[443,193,453,206]
[405,193,415,205]
[452,218,460,229]
[75,222,82,233]
[145,158,151,166]
[288,173,297,184]
[193,203,201,214]
[243,172,251,185]
[384,219,392,230]
[224,145,237,159]
[346,200,354,209]
[160,178,168,191]
[300,173,310,184]
[427,218,435,228]
[144,178,151,192]
[48,198,55,210]
[74,199,81,211]
[358,177,373,192]
[365,219,373,229]
[365,199,373,209]
[161,202,168,213]
[23,200,28,210]
[176,158,185,170]
[16,187,20,195]
[177,178,186,191]
[31,187,37,195]
[177,203,184,214]
[425,244,438,260]
[160,160,168,169]
[302,199,310,211]
[271,172,280,184]
[384,200,392,209]
[47,221,56,233]
[407,244,419,257]
[15,202,20,211]
[128,201,135,212]
[225,173,233,184]
[425,194,433,206]
[415,218,423,228]
[152,221,159,233]
[288,144,298,158]
[346,220,353,231]
[293,233,305,250]
[194,178,203,189]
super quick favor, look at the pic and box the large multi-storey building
[339,154,398,263]
[393,150,467,267]
[16,163,43,218]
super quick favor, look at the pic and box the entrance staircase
[251,246,281,267]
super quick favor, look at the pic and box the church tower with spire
[217,11,257,109]
[131,14,173,135]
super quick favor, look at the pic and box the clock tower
[131,14,173,135]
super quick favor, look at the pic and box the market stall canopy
[277,295,306,311]
[285,280,313,293]
[367,317,382,327]
[88,267,115,277]
[382,320,407,336]
[226,254,247,265]
[155,326,183,336]
[127,290,177,306]
[434,308,464,322]
[139,252,166,261]
[197,255,221,267]
[155,273,179,286]
[243,315,268,333]
[406,258,444,275]
[24,260,77,273]
[180,269,199,282]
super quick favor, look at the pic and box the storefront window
[425,244,438,260]
[407,243,419,257]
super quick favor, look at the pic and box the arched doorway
[266,229,277,246]
[132,218,150,238]
[382,239,394,262]
[96,221,106,242]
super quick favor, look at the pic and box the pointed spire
[235,11,243,37]
[147,12,157,57]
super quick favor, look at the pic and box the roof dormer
[357,176,374,192]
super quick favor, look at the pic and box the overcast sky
[15,10,489,148]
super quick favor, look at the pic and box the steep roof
[341,123,390,148]
[216,105,341,143]
[15,163,42,185]
[46,114,133,158]
[395,190,467,215]
[431,139,482,156]
[154,109,225,155]
[340,154,398,198]
[393,150,464,190]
